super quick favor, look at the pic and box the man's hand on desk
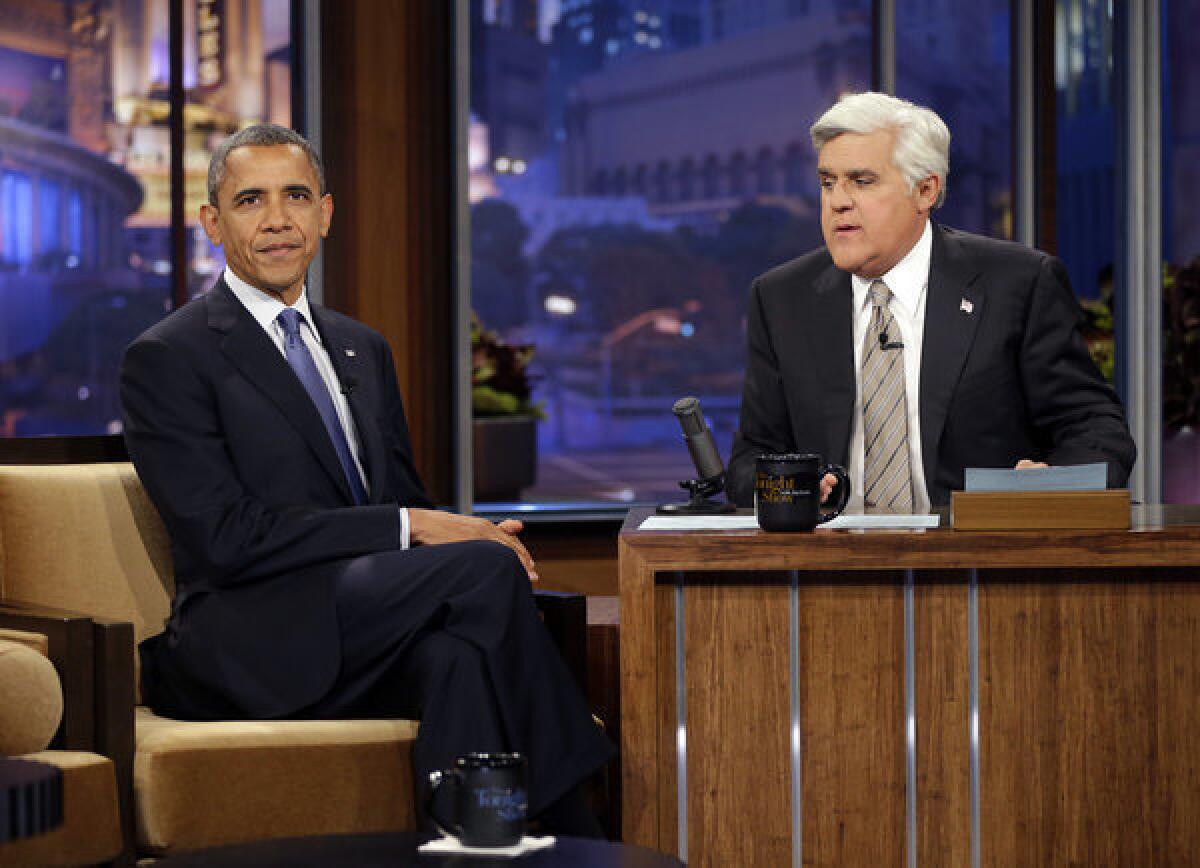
[408,509,538,582]
[1014,459,1050,470]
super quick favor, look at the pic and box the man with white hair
[727,92,1135,512]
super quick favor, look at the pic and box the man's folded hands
[408,509,538,581]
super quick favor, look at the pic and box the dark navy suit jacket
[727,224,1136,507]
[121,278,433,719]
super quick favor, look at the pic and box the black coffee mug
[426,752,528,847]
[755,453,851,531]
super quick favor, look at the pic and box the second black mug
[755,453,850,531]
[426,752,528,847]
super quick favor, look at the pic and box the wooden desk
[618,506,1200,867]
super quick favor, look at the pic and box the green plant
[1163,258,1200,430]
[471,314,545,419]
[1079,297,1115,383]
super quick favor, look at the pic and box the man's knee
[461,539,522,567]
[452,540,525,583]
[437,540,531,618]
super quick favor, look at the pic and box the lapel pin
[344,348,356,358]
[960,298,974,315]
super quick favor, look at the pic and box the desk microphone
[878,331,904,351]
[674,397,725,482]
[657,397,736,515]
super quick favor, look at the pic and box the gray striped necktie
[862,280,913,513]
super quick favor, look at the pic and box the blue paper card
[964,462,1108,492]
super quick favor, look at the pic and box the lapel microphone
[340,376,358,396]
[878,331,904,351]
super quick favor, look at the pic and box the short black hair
[207,124,326,205]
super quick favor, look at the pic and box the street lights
[599,304,698,435]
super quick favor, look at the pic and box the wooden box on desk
[951,489,1131,530]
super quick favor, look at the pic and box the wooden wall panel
[979,570,1200,865]
[320,1,455,503]
[798,574,906,867]
[684,583,791,868]
[915,573,970,867]
[523,522,619,597]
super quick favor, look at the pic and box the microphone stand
[656,473,737,515]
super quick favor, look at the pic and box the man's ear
[199,203,222,246]
[319,193,333,238]
[916,174,941,214]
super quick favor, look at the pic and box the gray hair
[207,123,326,205]
[810,92,950,208]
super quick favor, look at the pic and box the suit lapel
[206,280,356,504]
[310,306,389,503]
[919,225,985,486]
[806,263,856,461]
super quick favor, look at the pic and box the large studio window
[468,0,869,506]
[1162,0,1200,502]
[0,0,297,438]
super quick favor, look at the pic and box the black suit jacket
[121,279,433,719]
[727,224,1136,507]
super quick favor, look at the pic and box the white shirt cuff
[398,507,410,550]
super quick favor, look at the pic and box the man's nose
[828,181,854,210]
[261,197,292,229]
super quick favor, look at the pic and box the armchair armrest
[0,604,97,750]
[533,590,587,693]
[0,603,136,866]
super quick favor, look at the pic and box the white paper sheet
[638,513,940,531]
[821,513,940,529]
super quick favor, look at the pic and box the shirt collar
[222,266,318,341]
[850,219,933,317]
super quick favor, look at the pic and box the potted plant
[1079,301,1114,384]
[1163,258,1200,502]
[472,315,544,502]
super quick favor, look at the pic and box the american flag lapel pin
[344,348,356,357]
[960,298,974,315]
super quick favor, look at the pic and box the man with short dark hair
[121,124,610,835]
[728,93,1135,511]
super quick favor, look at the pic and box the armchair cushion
[0,638,62,755]
[134,707,419,855]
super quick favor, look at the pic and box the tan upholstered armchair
[0,462,589,864]
[0,463,422,863]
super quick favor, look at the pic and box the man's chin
[257,270,305,293]
[827,247,867,275]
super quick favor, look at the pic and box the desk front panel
[628,560,1200,867]
[978,569,1200,866]
[653,573,907,868]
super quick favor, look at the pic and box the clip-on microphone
[657,396,737,515]
[878,330,904,351]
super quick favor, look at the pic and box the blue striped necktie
[276,308,368,505]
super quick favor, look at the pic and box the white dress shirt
[846,221,933,514]
[223,267,411,547]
